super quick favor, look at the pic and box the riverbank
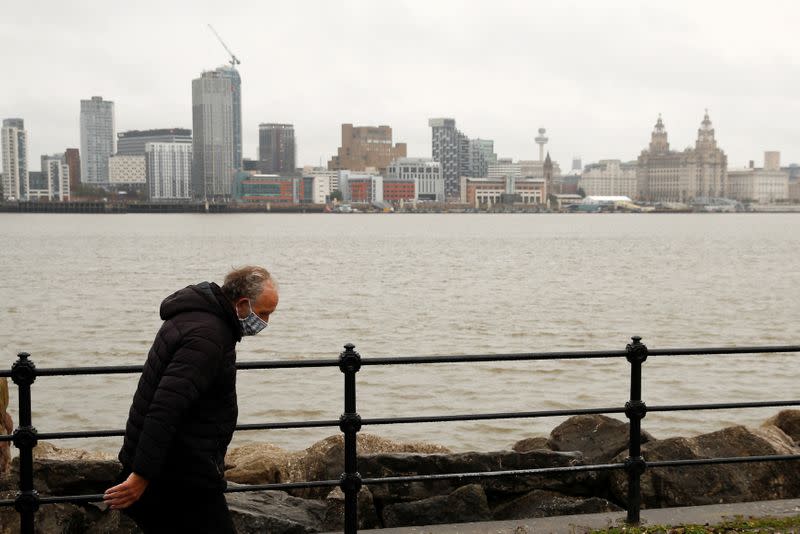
[1,410,798,533]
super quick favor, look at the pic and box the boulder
[0,378,11,475]
[11,442,121,495]
[765,410,800,445]
[492,489,623,520]
[511,436,550,453]
[0,503,140,534]
[382,484,491,528]
[226,487,325,533]
[610,424,800,508]
[547,415,654,464]
[322,486,380,531]
[360,448,592,505]
[224,442,302,485]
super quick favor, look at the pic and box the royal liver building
[636,112,727,202]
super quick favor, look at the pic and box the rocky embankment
[0,409,799,533]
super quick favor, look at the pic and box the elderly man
[104,266,278,533]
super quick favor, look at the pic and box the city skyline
[2,1,799,171]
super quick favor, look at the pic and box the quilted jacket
[118,282,242,490]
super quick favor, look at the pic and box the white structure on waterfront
[338,171,383,203]
[727,152,789,204]
[488,158,561,181]
[192,66,242,199]
[302,167,340,196]
[80,96,116,184]
[109,155,146,184]
[386,157,444,201]
[579,160,638,197]
[145,141,192,200]
[1,118,29,200]
[40,154,70,200]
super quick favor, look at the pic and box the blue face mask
[239,301,268,336]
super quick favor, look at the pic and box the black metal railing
[1,337,800,534]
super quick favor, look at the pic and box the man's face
[236,281,279,323]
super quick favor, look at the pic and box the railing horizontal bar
[236,420,340,430]
[37,430,126,440]
[648,346,800,357]
[649,454,800,468]
[224,480,342,492]
[2,345,797,379]
[362,406,627,426]
[649,400,800,412]
[0,499,13,507]
[361,350,629,365]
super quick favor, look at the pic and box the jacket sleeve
[131,329,223,480]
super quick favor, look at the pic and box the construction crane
[207,24,240,68]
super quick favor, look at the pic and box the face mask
[239,301,268,336]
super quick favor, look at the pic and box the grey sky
[2,0,799,172]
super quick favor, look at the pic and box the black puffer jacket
[118,282,242,490]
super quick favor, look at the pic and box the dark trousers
[123,480,236,534]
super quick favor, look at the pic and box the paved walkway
[358,499,800,534]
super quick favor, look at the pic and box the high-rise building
[109,155,146,185]
[468,139,496,178]
[636,112,727,202]
[80,96,116,184]
[40,154,70,201]
[117,129,191,156]
[429,118,470,201]
[328,124,406,173]
[192,66,242,199]
[258,123,296,174]
[146,141,192,200]
[64,148,80,192]
[1,118,29,200]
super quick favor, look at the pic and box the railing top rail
[1,344,798,378]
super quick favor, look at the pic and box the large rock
[224,442,302,484]
[322,486,380,531]
[0,503,140,534]
[0,378,11,475]
[492,489,622,520]
[610,424,800,508]
[382,484,491,528]
[765,410,800,444]
[547,415,654,464]
[360,448,592,505]
[12,442,121,495]
[512,436,550,453]
[226,487,325,533]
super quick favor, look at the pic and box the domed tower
[695,109,717,151]
[649,114,669,154]
[535,127,548,162]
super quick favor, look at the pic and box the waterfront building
[488,158,562,182]
[460,176,545,206]
[117,129,191,156]
[64,148,80,192]
[80,96,115,184]
[302,166,339,196]
[192,66,242,199]
[338,171,383,203]
[39,154,70,201]
[468,139,496,178]
[636,112,727,202]
[299,174,330,204]
[109,155,146,185]
[26,171,46,198]
[328,124,406,173]
[232,172,304,204]
[1,118,29,200]
[727,152,789,204]
[386,157,444,202]
[487,159,521,181]
[258,123,296,174]
[429,118,470,201]
[579,160,638,197]
[145,141,193,200]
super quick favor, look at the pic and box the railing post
[624,336,648,525]
[338,343,362,534]
[11,352,39,534]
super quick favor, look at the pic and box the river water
[0,213,798,454]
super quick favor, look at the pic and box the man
[104,266,279,533]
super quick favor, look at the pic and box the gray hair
[221,266,274,302]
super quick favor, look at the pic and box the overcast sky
[2,1,799,171]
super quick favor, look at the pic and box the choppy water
[0,213,798,454]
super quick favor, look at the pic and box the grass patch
[592,514,800,533]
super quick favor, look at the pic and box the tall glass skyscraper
[191,66,242,199]
[80,96,116,184]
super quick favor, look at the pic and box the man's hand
[103,472,149,509]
